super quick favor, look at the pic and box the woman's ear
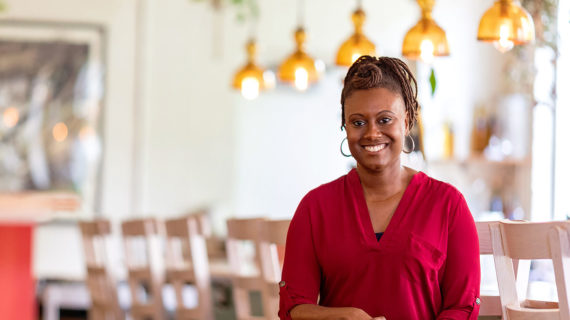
[404,113,410,136]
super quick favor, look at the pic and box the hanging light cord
[357,0,363,10]
[248,11,257,40]
[297,0,305,28]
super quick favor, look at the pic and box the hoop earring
[403,135,415,154]
[340,137,352,157]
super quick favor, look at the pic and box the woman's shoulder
[296,170,353,208]
[415,170,465,202]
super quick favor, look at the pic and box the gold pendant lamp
[402,0,449,63]
[232,39,267,100]
[477,0,535,53]
[336,0,376,67]
[278,0,320,91]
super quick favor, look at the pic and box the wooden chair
[490,220,570,320]
[259,219,290,320]
[121,218,165,320]
[164,215,214,320]
[79,220,123,320]
[226,218,267,320]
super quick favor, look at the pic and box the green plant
[190,0,259,23]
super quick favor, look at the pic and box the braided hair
[340,56,419,131]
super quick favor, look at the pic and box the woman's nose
[364,123,381,139]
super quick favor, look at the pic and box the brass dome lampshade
[336,5,376,67]
[232,39,267,100]
[278,27,320,91]
[402,0,449,63]
[477,0,535,53]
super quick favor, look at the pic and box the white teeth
[364,144,386,152]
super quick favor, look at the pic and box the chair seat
[506,301,560,320]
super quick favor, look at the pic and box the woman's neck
[356,162,408,200]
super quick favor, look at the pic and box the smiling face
[344,87,408,173]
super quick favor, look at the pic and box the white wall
[2,0,507,278]
[231,0,507,219]
[2,0,138,278]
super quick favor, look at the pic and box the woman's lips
[363,143,388,152]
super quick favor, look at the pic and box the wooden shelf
[427,156,531,167]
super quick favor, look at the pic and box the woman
[278,56,480,320]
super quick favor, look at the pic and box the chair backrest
[491,220,570,320]
[477,221,505,317]
[164,215,213,320]
[183,209,212,238]
[259,219,290,320]
[226,218,266,320]
[79,219,122,320]
[121,218,165,320]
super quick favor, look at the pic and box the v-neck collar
[347,168,424,248]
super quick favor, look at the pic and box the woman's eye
[352,120,365,127]
[379,118,392,124]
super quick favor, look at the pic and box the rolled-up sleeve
[437,194,481,319]
[278,197,321,320]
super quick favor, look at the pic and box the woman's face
[344,87,408,172]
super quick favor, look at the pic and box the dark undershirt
[375,232,384,241]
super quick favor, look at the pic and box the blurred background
[0,0,568,319]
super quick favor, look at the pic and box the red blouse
[279,169,480,320]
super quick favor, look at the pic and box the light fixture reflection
[278,27,320,91]
[232,39,267,100]
[79,126,95,140]
[419,39,435,64]
[2,107,19,128]
[53,122,68,142]
[294,68,309,91]
[241,77,260,100]
[477,0,534,53]
[402,0,449,63]
[494,21,515,52]
[351,53,361,64]
[336,7,376,67]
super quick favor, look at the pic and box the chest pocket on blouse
[402,234,445,284]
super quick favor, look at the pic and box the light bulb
[315,60,326,75]
[351,53,361,64]
[419,39,435,64]
[240,77,260,100]
[263,70,276,90]
[53,122,68,142]
[493,23,514,53]
[294,67,309,91]
[2,107,19,128]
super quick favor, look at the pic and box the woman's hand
[334,307,386,320]
[290,304,386,320]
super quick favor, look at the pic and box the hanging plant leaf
[429,67,437,97]
[189,0,259,22]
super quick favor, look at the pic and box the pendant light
[336,0,376,67]
[402,0,449,63]
[278,0,320,91]
[232,39,267,100]
[232,12,271,100]
[477,0,535,53]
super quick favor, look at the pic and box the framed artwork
[0,20,106,214]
